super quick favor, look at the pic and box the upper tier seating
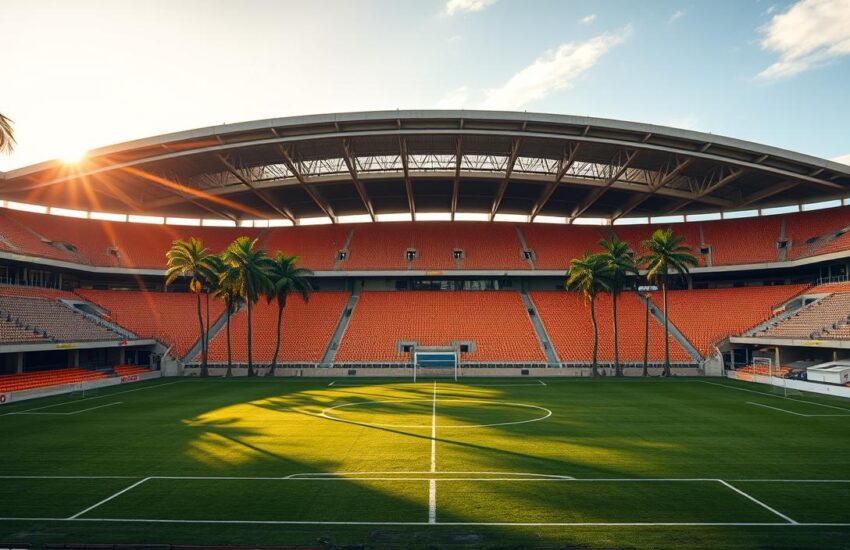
[0,295,124,342]
[530,291,691,363]
[700,216,780,265]
[612,224,706,266]
[204,291,350,363]
[0,368,107,393]
[759,293,850,339]
[335,291,546,363]
[785,208,850,259]
[259,225,350,271]
[343,222,528,270]
[75,289,221,358]
[520,224,604,270]
[0,210,79,263]
[0,285,79,300]
[653,285,808,356]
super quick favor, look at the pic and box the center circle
[319,398,551,429]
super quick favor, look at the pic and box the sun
[57,148,87,164]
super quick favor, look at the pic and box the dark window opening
[405,249,417,261]
[336,250,348,261]
[522,249,535,261]
[452,248,464,260]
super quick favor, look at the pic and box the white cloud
[443,0,497,16]
[477,27,631,110]
[833,153,850,165]
[580,14,597,25]
[669,9,686,23]
[436,86,471,109]
[757,0,850,79]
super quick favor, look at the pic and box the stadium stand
[335,291,546,363]
[611,224,706,266]
[530,291,691,363]
[652,285,808,356]
[0,367,108,392]
[256,224,348,271]
[520,224,603,270]
[701,216,781,265]
[0,285,79,300]
[343,222,528,271]
[0,295,124,342]
[112,364,151,376]
[0,209,80,263]
[785,208,850,259]
[75,289,221,357]
[0,317,47,344]
[205,291,349,363]
[759,293,850,339]
[736,364,791,376]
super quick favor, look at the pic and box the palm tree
[0,113,16,155]
[222,237,273,376]
[165,238,214,376]
[212,256,241,377]
[202,254,225,369]
[640,228,698,377]
[641,289,650,377]
[265,253,313,376]
[566,252,612,377]
[598,235,636,377]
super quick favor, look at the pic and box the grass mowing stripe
[717,480,797,524]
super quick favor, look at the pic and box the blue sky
[1,0,849,171]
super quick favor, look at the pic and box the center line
[429,380,437,524]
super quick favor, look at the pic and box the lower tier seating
[0,368,108,392]
[530,291,692,363]
[653,285,808,356]
[335,291,546,363]
[0,295,123,342]
[75,289,222,358]
[760,293,850,339]
[112,365,150,376]
[204,291,350,363]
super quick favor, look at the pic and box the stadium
[2,109,850,548]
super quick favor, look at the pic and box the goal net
[414,351,458,382]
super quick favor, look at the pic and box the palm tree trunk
[196,293,207,377]
[590,295,598,377]
[663,281,671,377]
[642,294,649,377]
[204,293,210,372]
[270,303,283,376]
[225,307,232,377]
[612,292,620,376]
[247,299,254,377]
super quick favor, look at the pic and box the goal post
[414,351,458,382]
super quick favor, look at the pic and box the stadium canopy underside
[2,110,850,223]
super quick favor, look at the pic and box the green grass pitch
[1,376,850,548]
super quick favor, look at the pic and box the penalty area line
[717,480,797,524]
[68,477,151,520]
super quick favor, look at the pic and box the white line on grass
[717,480,797,524]
[0,380,185,416]
[328,381,335,387]
[747,401,850,417]
[429,380,437,524]
[11,402,123,416]
[286,471,575,480]
[700,381,850,412]
[68,477,151,519]
[537,378,547,386]
[5,517,847,527]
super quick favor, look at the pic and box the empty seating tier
[0,368,108,393]
[531,291,691,363]
[204,291,350,363]
[336,291,546,363]
[653,285,808,356]
[760,293,850,339]
[75,289,222,358]
[0,295,124,342]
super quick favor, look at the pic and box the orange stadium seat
[651,285,808,356]
[258,224,350,271]
[75,289,222,358]
[0,368,108,393]
[335,291,546,363]
[204,291,349,363]
[520,224,604,270]
[701,217,781,265]
[612,224,705,266]
[785,207,850,259]
[530,291,691,362]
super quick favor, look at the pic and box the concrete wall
[0,370,162,405]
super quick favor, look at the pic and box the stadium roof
[2,110,850,224]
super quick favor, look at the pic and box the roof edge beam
[341,139,376,222]
[215,154,294,222]
[489,137,523,221]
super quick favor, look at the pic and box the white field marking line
[317,398,552,429]
[454,382,547,387]
[11,401,123,416]
[328,381,336,387]
[286,471,575,480]
[747,401,850,417]
[537,378,547,386]
[6,518,848,527]
[68,477,151,519]
[0,475,137,479]
[0,380,185,416]
[700,381,850,412]
[429,380,437,524]
[717,480,797,524]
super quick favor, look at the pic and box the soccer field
[2,376,850,548]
